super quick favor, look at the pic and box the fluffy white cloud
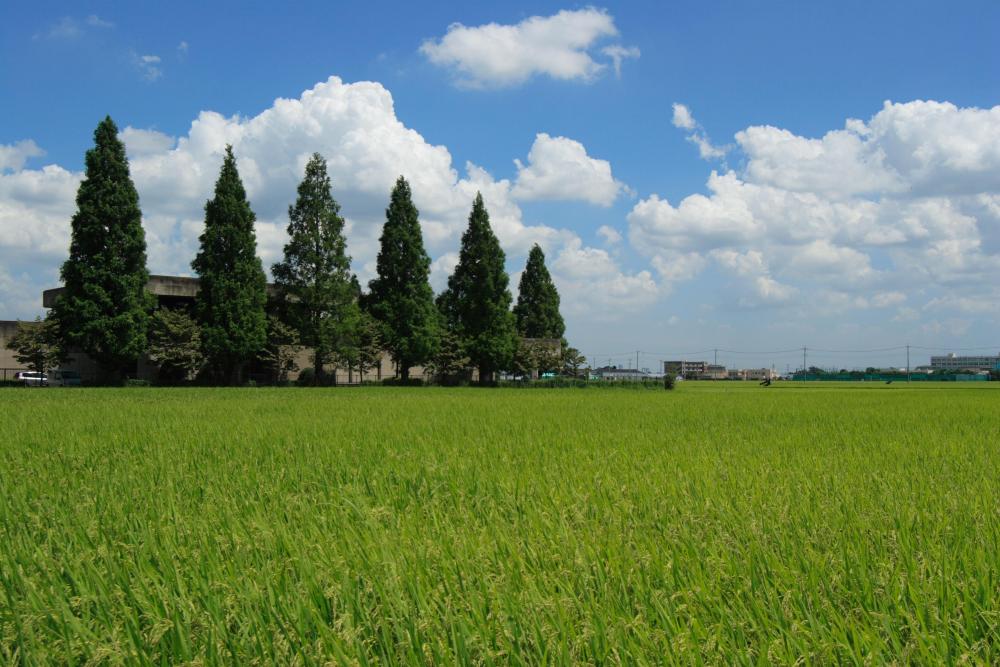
[671,103,695,131]
[710,249,795,305]
[121,128,176,157]
[0,75,646,325]
[512,133,624,206]
[550,238,659,316]
[0,140,45,172]
[420,9,636,88]
[632,99,1000,318]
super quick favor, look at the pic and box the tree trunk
[230,362,243,386]
[400,364,410,382]
[313,350,323,386]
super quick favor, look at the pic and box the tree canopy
[367,176,440,380]
[438,193,518,383]
[53,116,153,381]
[513,244,565,340]
[272,153,359,381]
[191,146,267,384]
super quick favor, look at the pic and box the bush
[296,367,316,386]
[125,379,151,387]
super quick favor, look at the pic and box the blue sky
[2,2,999,370]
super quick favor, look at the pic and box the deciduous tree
[147,308,202,383]
[272,153,359,382]
[6,317,65,376]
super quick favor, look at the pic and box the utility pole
[802,346,807,381]
[636,350,639,371]
[906,344,910,382]
[714,348,718,365]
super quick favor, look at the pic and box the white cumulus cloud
[512,133,624,206]
[631,99,1000,318]
[0,75,646,325]
[420,8,636,88]
[0,140,46,172]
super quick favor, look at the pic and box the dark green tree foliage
[147,308,203,383]
[191,146,267,384]
[513,244,565,339]
[6,317,65,375]
[367,177,440,380]
[560,346,587,378]
[439,193,518,383]
[54,116,153,380]
[427,328,470,385]
[272,154,359,381]
[259,315,301,385]
[351,311,384,378]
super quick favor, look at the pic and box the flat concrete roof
[42,275,278,308]
[43,275,201,308]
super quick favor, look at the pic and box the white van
[13,371,47,387]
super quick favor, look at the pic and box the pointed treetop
[514,243,565,339]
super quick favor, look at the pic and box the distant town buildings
[929,353,1000,372]
[592,367,652,381]
[665,360,777,381]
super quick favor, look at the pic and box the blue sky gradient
[2,2,999,370]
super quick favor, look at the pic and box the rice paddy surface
[2,383,999,663]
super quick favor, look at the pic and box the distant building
[0,320,25,379]
[664,360,707,378]
[744,367,778,381]
[593,366,650,381]
[41,275,418,383]
[930,353,1000,372]
[699,364,727,380]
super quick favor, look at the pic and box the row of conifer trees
[45,116,574,385]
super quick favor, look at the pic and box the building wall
[930,354,1000,371]
[0,321,26,379]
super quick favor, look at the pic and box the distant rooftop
[43,275,278,308]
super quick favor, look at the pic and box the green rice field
[2,383,999,663]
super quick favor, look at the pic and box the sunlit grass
[2,384,999,663]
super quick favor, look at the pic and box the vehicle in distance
[50,369,82,387]
[13,371,48,387]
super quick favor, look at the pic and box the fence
[0,368,28,382]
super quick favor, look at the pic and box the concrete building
[0,320,27,380]
[744,367,778,381]
[699,364,728,380]
[930,353,1000,372]
[41,275,427,384]
[664,360,708,378]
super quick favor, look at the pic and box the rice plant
[1,383,998,663]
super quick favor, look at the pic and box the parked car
[50,369,82,387]
[13,371,48,387]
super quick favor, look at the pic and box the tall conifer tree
[513,244,565,339]
[272,153,359,382]
[54,116,152,381]
[192,146,267,384]
[439,193,517,383]
[367,176,439,380]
